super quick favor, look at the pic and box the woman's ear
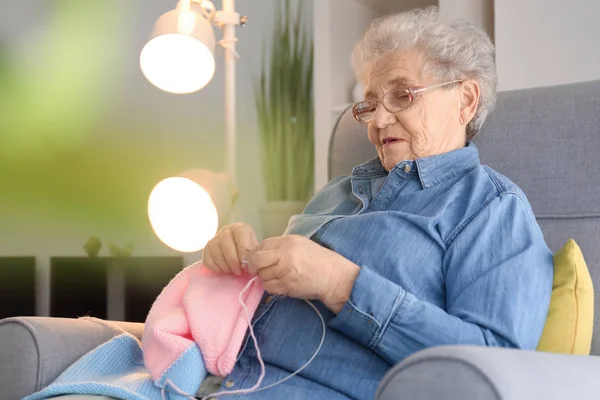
[459,79,480,126]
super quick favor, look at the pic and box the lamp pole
[184,0,245,221]
[222,0,237,185]
[196,0,244,219]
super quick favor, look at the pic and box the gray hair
[352,6,497,139]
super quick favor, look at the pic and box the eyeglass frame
[351,79,463,123]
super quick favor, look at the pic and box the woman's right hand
[202,222,259,276]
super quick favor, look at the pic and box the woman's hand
[247,235,360,313]
[202,222,259,276]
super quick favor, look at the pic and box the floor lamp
[140,0,246,253]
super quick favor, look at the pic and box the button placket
[369,174,403,211]
[352,178,371,212]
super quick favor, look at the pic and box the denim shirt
[218,142,553,400]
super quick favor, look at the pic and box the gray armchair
[1,80,600,399]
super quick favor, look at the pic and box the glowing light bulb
[140,6,216,94]
[148,177,218,252]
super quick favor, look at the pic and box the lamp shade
[148,169,237,253]
[140,2,216,94]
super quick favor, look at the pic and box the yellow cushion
[537,239,594,355]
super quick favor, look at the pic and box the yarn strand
[160,276,326,399]
[200,278,326,398]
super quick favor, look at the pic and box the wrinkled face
[364,50,467,171]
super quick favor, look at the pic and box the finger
[233,224,258,263]
[257,263,289,282]
[206,238,232,275]
[202,245,219,272]
[249,249,281,274]
[219,229,242,276]
[255,236,282,252]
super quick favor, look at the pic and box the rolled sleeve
[328,267,406,348]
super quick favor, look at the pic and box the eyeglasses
[351,80,462,123]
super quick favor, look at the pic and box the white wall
[313,0,380,190]
[0,0,312,316]
[313,0,381,191]
[438,0,493,39]
[495,0,600,91]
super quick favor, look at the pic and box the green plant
[109,243,134,257]
[255,0,314,202]
[83,236,102,257]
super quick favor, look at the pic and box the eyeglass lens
[353,89,412,122]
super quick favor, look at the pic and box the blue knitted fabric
[23,333,206,400]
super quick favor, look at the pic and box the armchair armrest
[376,345,600,400]
[0,317,143,400]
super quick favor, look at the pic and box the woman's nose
[373,104,397,129]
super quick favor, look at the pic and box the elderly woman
[202,7,553,400]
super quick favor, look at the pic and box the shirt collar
[352,141,480,189]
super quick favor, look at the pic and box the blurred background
[0,0,306,255]
[1,0,599,319]
[0,0,312,317]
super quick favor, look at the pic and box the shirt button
[358,185,364,194]
[224,380,235,388]
[264,295,273,304]
[403,165,412,173]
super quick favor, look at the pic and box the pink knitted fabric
[142,261,264,380]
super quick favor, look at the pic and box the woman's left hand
[247,235,360,313]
